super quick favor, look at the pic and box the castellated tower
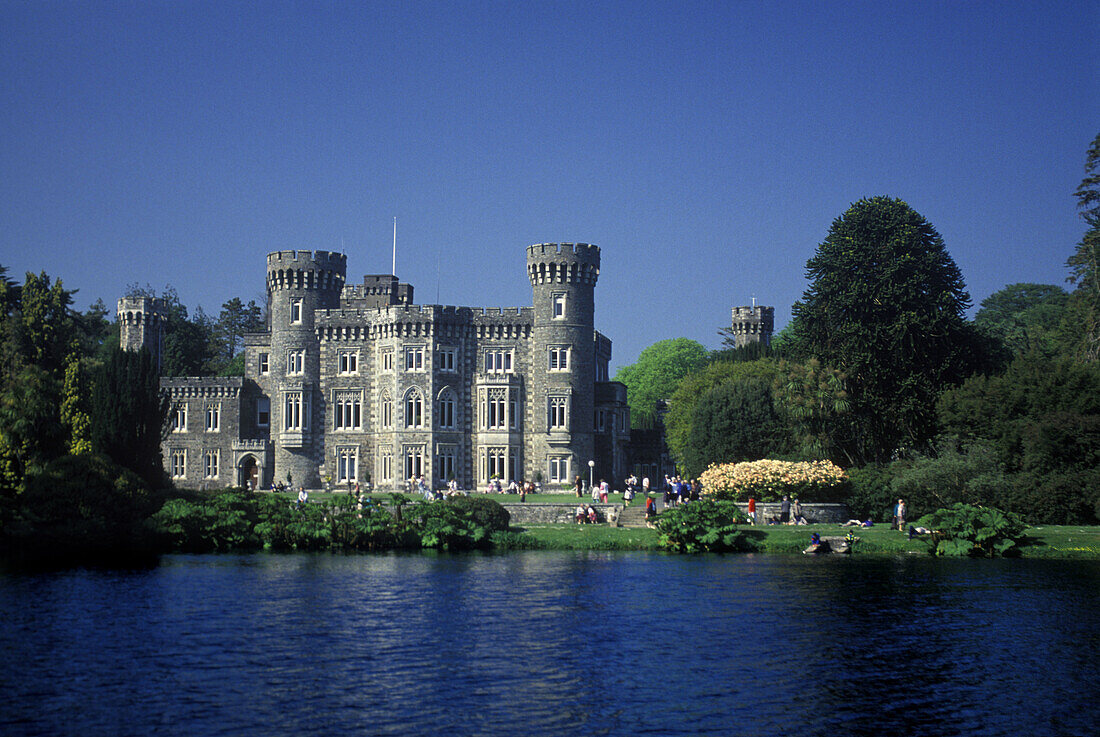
[526,243,600,483]
[729,305,775,348]
[265,250,347,488]
[117,296,168,371]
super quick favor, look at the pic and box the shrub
[445,495,510,531]
[917,503,1027,557]
[655,499,747,553]
[700,459,848,502]
[844,463,895,521]
[410,500,493,551]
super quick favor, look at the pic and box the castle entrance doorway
[239,456,259,490]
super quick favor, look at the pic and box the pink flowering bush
[699,459,849,502]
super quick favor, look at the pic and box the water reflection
[1,553,1098,736]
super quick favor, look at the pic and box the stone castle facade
[728,305,774,348]
[118,243,629,491]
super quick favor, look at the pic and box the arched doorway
[239,455,259,490]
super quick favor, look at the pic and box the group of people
[744,494,808,525]
[662,475,701,507]
[574,504,600,524]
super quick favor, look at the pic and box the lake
[2,552,1099,736]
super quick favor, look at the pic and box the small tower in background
[729,304,774,348]
[117,296,168,372]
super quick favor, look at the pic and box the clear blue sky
[2,0,1097,373]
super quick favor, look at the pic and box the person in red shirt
[748,497,757,525]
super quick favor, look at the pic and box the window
[436,444,456,484]
[404,388,424,428]
[171,403,187,433]
[438,347,457,371]
[404,445,425,481]
[203,450,219,480]
[205,403,220,432]
[437,389,456,429]
[596,362,608,382]
[336,446,358,483]
[334,391,362,431]
[548,346,571,371]
[286,350,305,375]
[482,387,508,430]
[258,352,269,375]
[290,300,302,324]
[549,456,570,483]
[381,349,394,371]
[284,392,305,431]
[510,393,519,430]
[482,447,507,482]
[380,392,393,428]
[338,350,358,375]
[594,409,606,432]
[552,292,566,319]
[485,350,513,373]
[379,451,393,483]
[548,396,568,430]
[170,449,186,479]
[256,397,270,427]
[404,346,425,371]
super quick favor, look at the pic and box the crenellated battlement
[266,250,347,292]
[526,243,600,286]
[728,305,775,347]
[116,296,168,325]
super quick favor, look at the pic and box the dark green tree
[974,283,1069,359]
[790,196,978,463]
[613,338,709,425]
[90,347,170,488]
[1065,132,1100,361]
[682,377,785,475]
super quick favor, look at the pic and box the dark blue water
[2,553,1099,737]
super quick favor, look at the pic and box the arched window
[380,391,393,429]
[437,388,456,429]
[404,388,424,428]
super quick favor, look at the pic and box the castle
[117,243,630,491]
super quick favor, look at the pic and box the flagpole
[392,217,397,276]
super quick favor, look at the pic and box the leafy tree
[775,358,852,463]
[19,271,75,373]
[682,377,785,475]
[790,196,978,463]
[664,358,784,470]
[974,283,1069,359]
[613,338,709,424]
[60,350,93,455]
[1064,132,1100,360]
[90,347,170,488]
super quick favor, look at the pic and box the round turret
[117,296,168,372]
[266,250,347,489]
[729,305,775,348]
[526,243,600,483]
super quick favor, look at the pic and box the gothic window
[552,292,566,319]
[436,444,456,485]
[549,456,570,483]
[404,346,425,371]
[338,350,359,375]
[404,445,425,481]
[286,350,305,375]
[171,403,187,433]
[380,391,393,428]
[404,388,424,428]
[379,450,393,482]
[437,388,456,429]
[548,396,568,430]
[205,403,220,432]
[170,449,186,479]
[381,349,394,372]
[482,387,508,430]
[438,347,457,371]
[482,446,507,482]
[334,391,362,431]
[284,392,305,431]
[485,349,513,373]
[548,346,571,371]
[203,450,219,479]
[336,446,358,483]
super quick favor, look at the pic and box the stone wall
[501,503,622,524]
[742,502,852,524]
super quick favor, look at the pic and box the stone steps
[618,504,649,527]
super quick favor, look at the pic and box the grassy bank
[512,521,1100,558]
